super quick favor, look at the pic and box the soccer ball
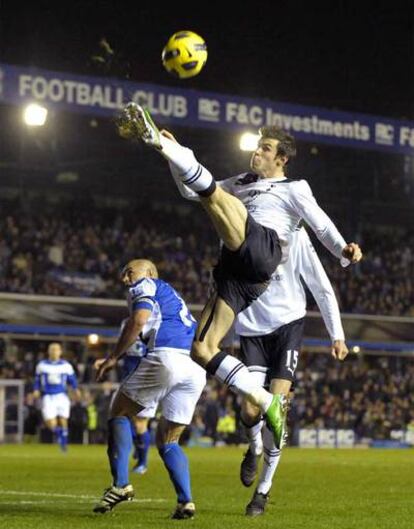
[162,30,207,79]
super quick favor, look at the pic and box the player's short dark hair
[259,126,297,162]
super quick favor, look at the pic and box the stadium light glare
[23,103,48,126]
[87,333,100,346]
[239,132,260,151]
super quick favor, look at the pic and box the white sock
[169,162,199,201]
[159,136,214,194]
[245,419,264,456]
[214,355,273,412]
[256,424,282,495]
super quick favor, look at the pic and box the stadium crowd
[314,229,414,317]
[1,205,414,316]
[291,353,414,441]
[0,205,217,304]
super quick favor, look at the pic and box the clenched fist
[342,242,362,264]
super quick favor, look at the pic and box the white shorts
[120,350,206,425]
[41,393,71,421]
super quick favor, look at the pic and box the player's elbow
[316,292,330,305]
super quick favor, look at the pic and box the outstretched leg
[117,103,248,251]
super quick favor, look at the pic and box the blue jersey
[119,318,148,379]
[128,278,197,354]
[33,359,78,395]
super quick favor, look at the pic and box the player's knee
[157,440,179,452]
[155,427,180,449]
[190,341,211,367]
[134,418,148,434]
[45,419,56,431]
[202,184,226,204]
[156,434,176,450]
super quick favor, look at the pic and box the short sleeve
[129,278,157,312]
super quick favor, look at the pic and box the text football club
[1,62,414,155]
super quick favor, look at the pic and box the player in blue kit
[32,342,80,451]
[95,321,152,474]
[93,259,206,519]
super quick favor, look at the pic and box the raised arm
[291,180,362,265]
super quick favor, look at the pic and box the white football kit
[235,227,344,384]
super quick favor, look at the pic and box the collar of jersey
[258,175,288,182]
[129,277,154,289]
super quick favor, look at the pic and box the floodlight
[87,333,100,346]
[23,103,48,126]
[239,132,260,151]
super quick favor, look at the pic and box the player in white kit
[237,226,348,516]
[93,259,206,519]
[33,342,80,451]
[116,103,362,450]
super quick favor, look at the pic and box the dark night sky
[1,0,414,121]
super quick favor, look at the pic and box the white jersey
[236,227,345,341]
[170,163,349,265]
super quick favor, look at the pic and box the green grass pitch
[0,444,413,529]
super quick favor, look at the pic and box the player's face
[48,343,62,361]
[121,265,146,286]
[250,138,281,177]
[121,267,135,286]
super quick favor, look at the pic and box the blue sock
[108,417,133,487]
[130,421,138,458]
[135,430,151,467]
[60,428,68,451]
[159,442,192,503]
[130,420,137,440]
[53,426,62,444]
